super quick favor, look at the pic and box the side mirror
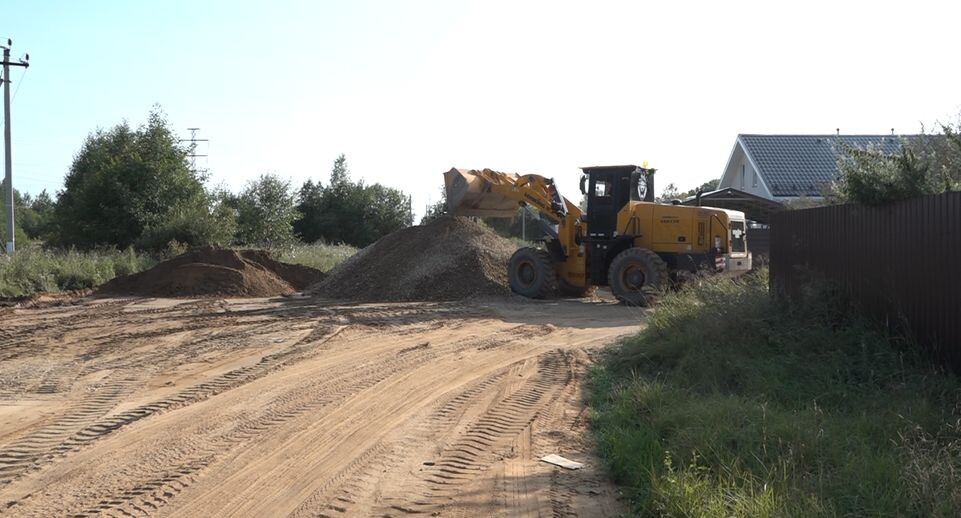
[579,174,587,195]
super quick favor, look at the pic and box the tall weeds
[0,247,155,297]
[590,270,961,516]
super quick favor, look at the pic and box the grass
[589,269,961,517]
[0,246,156,297]
[276,242,356,272]
[0,242,357,298]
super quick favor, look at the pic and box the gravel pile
[312,216,517,301]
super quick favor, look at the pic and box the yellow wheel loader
[444,165,751,305]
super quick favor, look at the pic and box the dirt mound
[99,247,324,298]
[312,216,518,301]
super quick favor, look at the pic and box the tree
[53,107,208,248]
[137,188,237,250]
[832,137,959,206]
[420,187,447,225]
[292,179,325,242]
[0,180,33,247]
[681,179,720,198]
[294,155,413,247]
[18,189,56,241]
[831,113,961,205]
[656,179,719,203]
[656,183,681,202]
[832,145,929,205]
[235,174,299,247]
[329,154,349,186]
[359,183,413,245]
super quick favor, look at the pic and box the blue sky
[5,0,961,218]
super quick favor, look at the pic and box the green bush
[137,193,237,251]
[590,270,961,517]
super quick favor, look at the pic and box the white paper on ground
[540,454,584,470]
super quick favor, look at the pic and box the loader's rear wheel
[508,247,554,299]
[608,247,668,306]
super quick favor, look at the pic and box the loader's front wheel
[608,247,668,306]
[508,247,554,299]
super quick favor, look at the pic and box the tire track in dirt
[400,351,573,515]
[92,342,443,518]
[310,350,575,518]
[0,300,231,399]
[1,327,446,516]
[287,362,518,518]
[0,297,638,517]
[0,376,139,485]
[0,324,349,492]
[0,299,474,494]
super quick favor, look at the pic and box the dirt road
[0,295,641,517]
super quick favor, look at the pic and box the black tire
[508,247,554,299]
[607,248,669,306]
[557,279,595,298]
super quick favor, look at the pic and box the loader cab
[579,165,655,239]
[579,165,656,284]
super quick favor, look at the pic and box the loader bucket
[444,168,520,218]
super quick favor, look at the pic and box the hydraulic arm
[444,168,588,288]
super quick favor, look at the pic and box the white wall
[718,141,772,199]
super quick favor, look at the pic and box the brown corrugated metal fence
[771,191,961,371]
[747,227,770,258]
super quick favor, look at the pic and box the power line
[179,127,209,175]
[11,66,27,103]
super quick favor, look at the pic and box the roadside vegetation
[0,242,355,298]
[589,270,961,517]
[0,247,154,297]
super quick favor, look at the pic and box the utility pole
[1,39,29,254]
[179,127,208,175]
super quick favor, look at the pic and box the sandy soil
[0,294,643,517]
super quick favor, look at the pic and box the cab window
[730,220,746,253]
[594,180,611,198]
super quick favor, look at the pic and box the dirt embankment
[99,247,324,298]
[312,216,518,302]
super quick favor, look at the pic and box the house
[718,134,905,202]
[684,134,909,224]
[682,133,909,256]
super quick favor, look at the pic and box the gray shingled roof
[739,134,905,197]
